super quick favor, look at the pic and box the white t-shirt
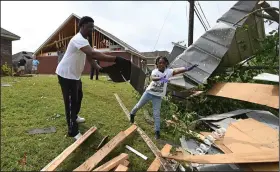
[56,32,90,80]
[146,68,174,97]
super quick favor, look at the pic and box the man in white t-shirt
[56,16,129,140]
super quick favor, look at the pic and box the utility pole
[188,0,195,47]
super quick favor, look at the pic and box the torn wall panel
[206,83,279,109]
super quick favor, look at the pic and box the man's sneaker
[74,133,82,140]
[76,116,85,123]
[155,131,160,140]
[130,114,135,124]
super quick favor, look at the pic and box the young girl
[129,56,198,139]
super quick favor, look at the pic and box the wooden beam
[74,125,137,171]
[98,31,101,49]
[115,164,128,171]
[147,144,172,171]
[92,31,94,47]
[43,36,73,48]
[58,32,61,47]
[41,127,97,171]
[75,18,77,34]
[114,94,174,171]
[163,150,278,164]
[93,153,128,171]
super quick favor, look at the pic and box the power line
[197,1,211,28]
[194,3,208,30]
[194,5,208,31]
[152,1,175,51]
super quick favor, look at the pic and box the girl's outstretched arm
[172,64,198,76]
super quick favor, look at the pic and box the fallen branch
[234,7,279,26]
[258,1,279,23]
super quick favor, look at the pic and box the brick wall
[1,38,12,66]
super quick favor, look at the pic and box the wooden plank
[121,160,130,167]
[92,31,94,47]
[114,93,174,171]
[113,160,129,171]
[75,18,77,34]
[93,153,128,171]
[207,83,279,109]
[115,164,128,171]
[41,127,97,171]
[147,144,172,171]
[74,125,137,171]
[163,150,278,164]
[94,31,97,48]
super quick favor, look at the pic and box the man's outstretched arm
[80,45,116,62]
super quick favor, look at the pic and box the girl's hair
[155,56,169,67]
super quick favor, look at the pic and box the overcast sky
[1,1,279,54]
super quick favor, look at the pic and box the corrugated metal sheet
[199,109,279,130]
[180,137,241,171]
[169,1,265,89]
[167,43,187,65]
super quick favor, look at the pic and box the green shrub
[1,62,14,76]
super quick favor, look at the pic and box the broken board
[93,153,128,171]
[147,144,172,171]
[114,93,174,171]
[115,164,128,171]
[74,125,137,171]
[207,83,279,109]
[41,127,97,171]
[163,150,278,164]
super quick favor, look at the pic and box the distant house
[33,13,147,74]
[140,51,169,71]
[1,28,20,67]
[12,51,34,73]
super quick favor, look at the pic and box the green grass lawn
[1,75,178,171]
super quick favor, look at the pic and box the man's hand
[92,60,102,71]
[95,64,102,71]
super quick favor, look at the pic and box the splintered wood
[74,125,137,171]
[114,93,174,171]
[207,83,279,109]
[41,127,97,171]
